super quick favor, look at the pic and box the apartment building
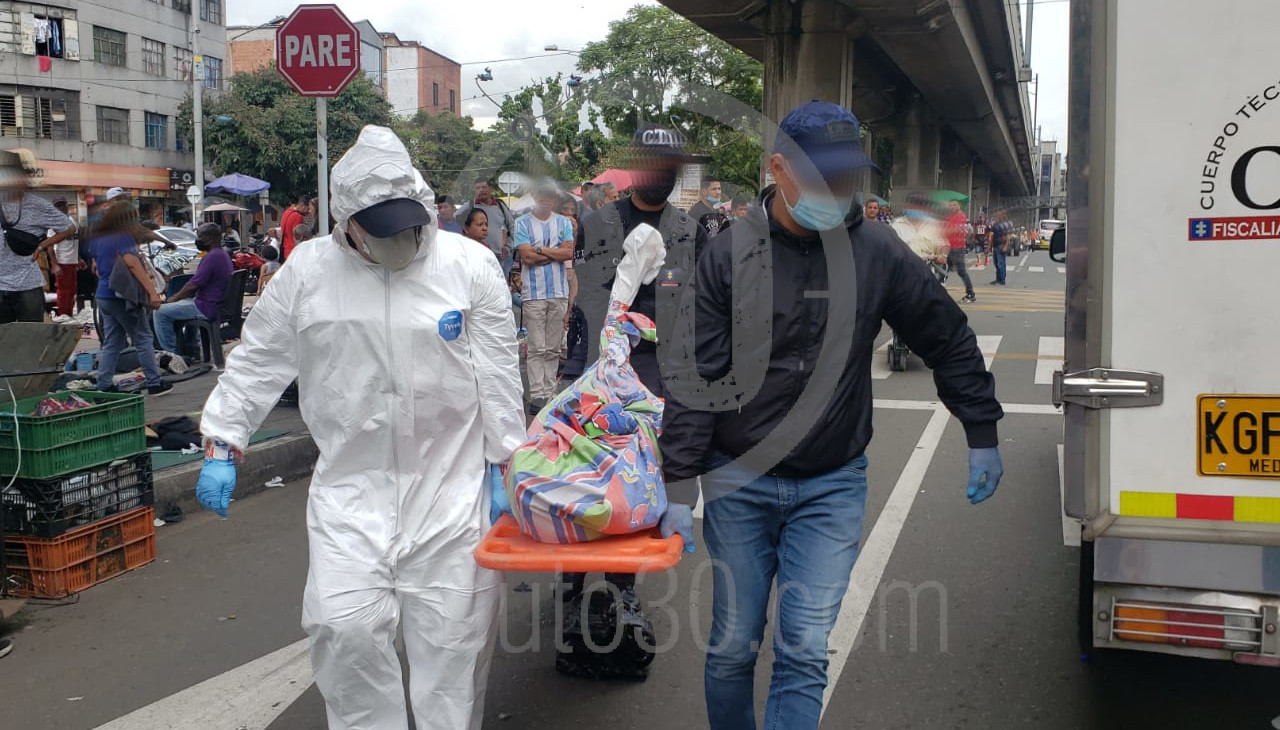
[380,32,459,118]
[0,0,228,222]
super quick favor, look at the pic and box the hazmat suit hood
[330,125,437,263]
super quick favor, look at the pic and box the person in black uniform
[562,125,707,617]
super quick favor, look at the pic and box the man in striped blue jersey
[514,185,577,413]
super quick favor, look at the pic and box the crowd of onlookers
[428,170,1034,410]
[0,151,331,396]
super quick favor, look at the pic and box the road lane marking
[873,398,940,410]
[821,405,951,722]
[1002,402,1061,415]
[93,637,313,730]
[991,352,1068,361]
[870,339,892,380]
[1035,336,1064,385]
[1059,444,1081,547]
[874,398,1060,416]
[1057,267,1066,274]
[1029,266,1045,273]
[975,335,1002,371]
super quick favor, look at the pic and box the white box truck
[1055,0,1280,664]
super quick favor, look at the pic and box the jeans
[522,297,567,402]
[153,299,205,354]
[993,247,1007,283]
[97,297,162,389]
[702,453,870,730]
[0,287,44,324]
[947,248,974,296]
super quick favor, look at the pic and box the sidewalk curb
[151,433,317,515]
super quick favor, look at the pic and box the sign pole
[276,3,361,239]
[316,97,329,237]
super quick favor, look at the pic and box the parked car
[156,227,198,248]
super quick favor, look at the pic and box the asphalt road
[3,250,1278,729]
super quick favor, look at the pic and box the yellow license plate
[1199,395,1280,478]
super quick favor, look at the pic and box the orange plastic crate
[3,506,156,598]
[474,515,684,574]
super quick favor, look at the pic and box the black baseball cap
[351,198,431,237]
[774,100,877,179]
[632,125,689,160]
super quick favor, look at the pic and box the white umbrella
[203,202,247,212]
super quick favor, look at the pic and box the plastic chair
[173,269,248,369]
[165,273,193,298]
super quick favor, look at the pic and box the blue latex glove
[967,447,1004,505]
[196,442,237,518]
[488,463,510,525]
[660,504,696,554]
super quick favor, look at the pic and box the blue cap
[774,100,877,178]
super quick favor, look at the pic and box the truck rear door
[1063,0,1280,662]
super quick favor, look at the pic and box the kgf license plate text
[1199,395,1280,478]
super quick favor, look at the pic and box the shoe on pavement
[0,637,12,659]
[989,280,1001,285]
[147,383,175,397]
[961,293,976,303]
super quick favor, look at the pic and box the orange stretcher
[474,515,684,574]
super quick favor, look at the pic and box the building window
[174,47,193,81]
[0,93,78,140]
[201,0,224,26]
[145,112,167,149]
[170,0,191,11]
[203,56,222,90]
[33,16,68,59]
[142,38,165,76]
[93,26,126,67]
[449,89,455,113]
[432,82,439,107]
[96,106,129,145]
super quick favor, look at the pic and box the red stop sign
[275,4,360,98]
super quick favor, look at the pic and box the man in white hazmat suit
[195,125,526,729]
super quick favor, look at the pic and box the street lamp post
[191,0,203,204]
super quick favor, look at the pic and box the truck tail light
[1112,600,1262,652]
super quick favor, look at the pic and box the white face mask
[352,226,422,271]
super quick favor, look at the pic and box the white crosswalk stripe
[1029,266,1045,273]
[871,339,893,380]
[975,335,1002,370]
[1036,336,1064,385]
[1057,266,1066,274]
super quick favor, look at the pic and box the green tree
[576,4,764,190]
[178,68,393,204]
[493,74,614,184]
[392,110,485,195]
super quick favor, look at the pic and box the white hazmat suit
[200,126,526,729]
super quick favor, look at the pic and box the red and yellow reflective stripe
[1119,492,1280,523]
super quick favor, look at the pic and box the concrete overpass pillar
[887,98,941,198]
[763,0,856,124]
[970,161,992,220]
[938,129,972,195]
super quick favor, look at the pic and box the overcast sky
[230,0,1068,151]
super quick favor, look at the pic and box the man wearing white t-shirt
[49,197,80,318]
[514,186,576,413]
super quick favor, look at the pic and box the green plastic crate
[0,391,146,479]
